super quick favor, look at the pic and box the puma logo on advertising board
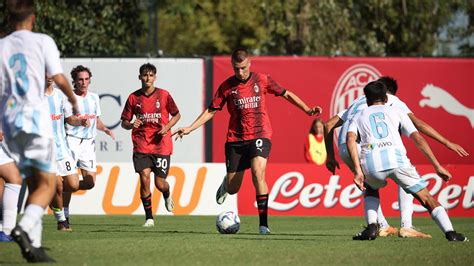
[330,64,381,116]
[420,84,474,127]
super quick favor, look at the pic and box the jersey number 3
[9,53,29,96]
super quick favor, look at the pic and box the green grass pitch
[1,215,473,265]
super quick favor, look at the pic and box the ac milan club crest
[254,83,260,93]
[155,100,160,109]
[330,64,382,117]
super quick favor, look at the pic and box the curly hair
[70,65,92,87]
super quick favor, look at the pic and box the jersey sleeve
[393,99,412,115]
[267,75,286,96]
[399,112,418,137]
[166,93,179,115]
[42,35,63,77]
[95,93,102,117]
[338,109,348,121]
[208,84,226,111]
[121,95,134,121]
[347,113,361,134]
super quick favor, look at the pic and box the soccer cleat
[445,231,469,242]
[142,219,155,228]
[399,227,432,238]
[353,223,378,240]
[215,178,228,205]
[0,231,13,242]
[11,226,56,262]
[57,220,72,231]
[259,226,271,235]
[165,196,174,212]
[378,226,398,237]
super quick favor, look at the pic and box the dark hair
[231,48,250,63]
[364,81,387,105]
[70,65,92,87]
[7,0,35,24]
[139,63,156,75]
[309,118,323,135]
[377,76,398,95]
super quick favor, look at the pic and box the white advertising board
[61,58,205,163]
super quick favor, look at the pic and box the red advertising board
[236,164,473,217]
[212,57,474,165]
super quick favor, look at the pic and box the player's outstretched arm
[158,113,181,136]
[281,90,322,116]
[53,74,79,115]
[408,113,469,157]
[347,132,364,191]
[97,117,115,140]
[173,108,217,140]
[410,131,452,182]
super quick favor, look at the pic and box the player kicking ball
[347,81,467,241]
[121,63,180,227]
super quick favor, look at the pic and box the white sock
[29,222,42,248]
[64,207,70,218]
[377,205,389,229]
[18,204,44,235]
[399,186,414,228]
[364,196,379,225]
[431,206,454,233]
[3,183,21,234]
[52,208,66,222]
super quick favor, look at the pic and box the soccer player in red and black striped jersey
[121,63,181,227]
[173,48,322,234]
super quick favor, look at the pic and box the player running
[0,133,22,242]
[121,63,180,227]
[45,76,89,231]
[324,76,468,238]
[173,48,321,234]
[0,0,80,261]
[347,81,467,241]
[63,65,114,223]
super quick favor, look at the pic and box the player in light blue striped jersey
[45,76,89,231]
[62,65,114,223]
[347,81,467,241]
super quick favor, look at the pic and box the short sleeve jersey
[347,105,418,174]
[337,94,412,146]
[0,30,63,139]
[121,88,179,155]
[47,88,73,160]
[64,91,101,139]
[210,72,285,142]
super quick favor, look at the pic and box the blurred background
[1,0,473,57]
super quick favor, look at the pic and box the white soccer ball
[216,211,240,234]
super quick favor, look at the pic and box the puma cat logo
[419,84,474,127]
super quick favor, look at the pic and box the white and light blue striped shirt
[65,92,101,139]
[47,88,73,160]
[0,31,63,139]
[337,94,411,146]
[348,105,417,174]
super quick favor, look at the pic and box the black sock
[162,190,170,199]
[141,194,153,220]
[256,194,269,227]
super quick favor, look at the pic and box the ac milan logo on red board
[330,64,382,116]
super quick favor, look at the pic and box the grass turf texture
[1,215,473,265]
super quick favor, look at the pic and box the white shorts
[338,143,360,173]
[2,132,57,177]
[56,154,77,177]
[365,166,428,194]
[0,142,14,166]
[66,135,96,172]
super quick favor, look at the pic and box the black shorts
[225,138,272,173]
[132,153,171,178]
